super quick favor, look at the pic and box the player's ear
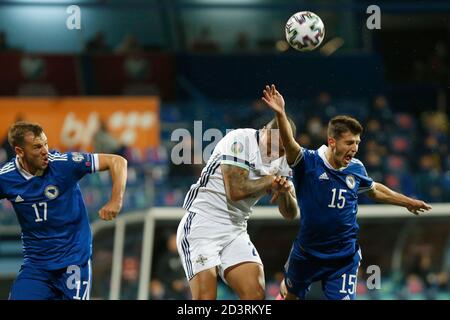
[327,136,335,148]
[14,146,24,157]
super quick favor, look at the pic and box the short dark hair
[265,116,297,138]
[8,121,44,148]
[327,115,363,139]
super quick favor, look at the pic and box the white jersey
[182,128,292,226]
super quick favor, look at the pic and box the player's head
[327,115,363,167]
[261,117,296,159]
[8,121,49,173]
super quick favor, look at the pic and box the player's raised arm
[366,182,432,215]
[96,154,128,221]
[262,84,301,165]
[221,164,275,202]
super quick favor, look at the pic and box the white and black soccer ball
[285,11,325,52]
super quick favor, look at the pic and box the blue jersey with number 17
[0,151,99,270]
[291,145,374,260]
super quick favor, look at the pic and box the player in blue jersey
[261,85,432,300]
[0,121,128,300]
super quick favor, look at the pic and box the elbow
[115,155,128,167]
[110,155,128,174]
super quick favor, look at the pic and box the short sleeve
[357,163,375,194]
[219,130,253,171]
[52,152,99,182]
[291,147,316,169]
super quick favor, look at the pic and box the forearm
[234,175,274,201]
[277,188,299,220]
[108,156,128,203]
[275,112,301,164]
[369,182,413,207]
[222,164,275,201]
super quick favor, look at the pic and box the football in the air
[285,11,325,51]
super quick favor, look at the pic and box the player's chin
[41,159,49,169]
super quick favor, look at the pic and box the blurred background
[0,0,449,300]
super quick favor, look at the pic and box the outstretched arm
[262,84,301,165]
[97,154,128,221]
[366,182,432,215]
[221,164,275,201]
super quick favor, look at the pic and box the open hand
[262,84,286,115]
[407,199,432,215]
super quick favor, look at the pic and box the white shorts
[176,211,263,282]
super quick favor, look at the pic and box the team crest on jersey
[230,141,244,154]
[44,185,59,199]
[345,175,356,189]
[72,152,85,162]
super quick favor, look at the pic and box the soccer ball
[285,11,325,52]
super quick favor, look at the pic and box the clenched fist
[98,200,122,221]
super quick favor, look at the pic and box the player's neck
[325,148,340,170]
[18,157,39,176]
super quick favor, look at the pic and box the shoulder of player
[302,147,318,158]
[48,151,92,164]
[0,160,16,177]
[348,157,367,174]
[48,151,69,163]
[221,128,258,151]
[224,128,256,139]
[350,157,364,167]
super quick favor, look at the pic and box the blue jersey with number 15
[291,145,374,260]
[0,151,99,270]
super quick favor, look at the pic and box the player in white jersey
[177,119,299,300]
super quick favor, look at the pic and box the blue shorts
[284,245,362,300]
[9,260,92,300]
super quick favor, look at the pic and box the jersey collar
[318,145,349,171]
[15,156,42,180]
